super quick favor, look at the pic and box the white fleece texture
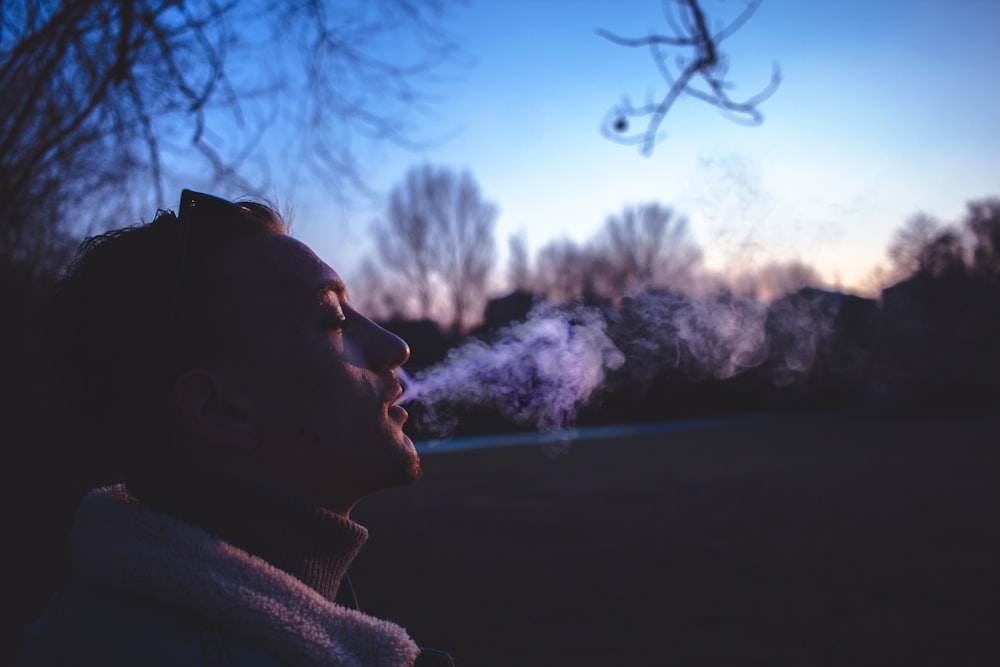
[68,485,420,667]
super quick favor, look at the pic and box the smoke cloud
[401,303,625,439]
[401,289,842,440]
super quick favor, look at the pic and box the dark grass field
[348,409,1000,667]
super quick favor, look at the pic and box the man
[17,191,449,666]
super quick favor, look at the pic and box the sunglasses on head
[173,187,258,279]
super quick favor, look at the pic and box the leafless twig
[598,0,780,155]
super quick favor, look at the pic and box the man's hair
[47,194,287,478]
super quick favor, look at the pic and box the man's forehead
[221,233,342,296]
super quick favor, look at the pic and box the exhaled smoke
[401,289,841,440]
[610,292,769,387]
[609,289,838,389]
[401,303,625,439]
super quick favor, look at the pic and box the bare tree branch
[0,0,463,273]
[599,0,780,155]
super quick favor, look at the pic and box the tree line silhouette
[351,179,1000,439]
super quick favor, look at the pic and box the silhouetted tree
[886,214,944,281]
[869,196,1000,406]
[528,203,704,304]
[883,199,1000,287]
[917,230,967,280]
[599,0,780,154]
[370,165,498,333]
[966,198,1000,281]
[0,0,460,274]
[595,203,702,294]
[533,238,596,304]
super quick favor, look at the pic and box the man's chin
[384,433,422,486]
[402,456,422,485]
[398,437,422,484]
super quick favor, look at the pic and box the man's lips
[386,379,407,422]
[388,403,408,422]
[386,379,404,406]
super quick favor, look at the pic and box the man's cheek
[341,337,367,368]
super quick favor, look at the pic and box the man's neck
[125,467,368,602]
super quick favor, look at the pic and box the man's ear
[172,369,257,452]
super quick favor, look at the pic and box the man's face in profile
[213,233,419,513]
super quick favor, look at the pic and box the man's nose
[364,319,410,372]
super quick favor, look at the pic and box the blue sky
[288,0,1000,294]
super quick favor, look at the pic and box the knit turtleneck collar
[125,468,368,603]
